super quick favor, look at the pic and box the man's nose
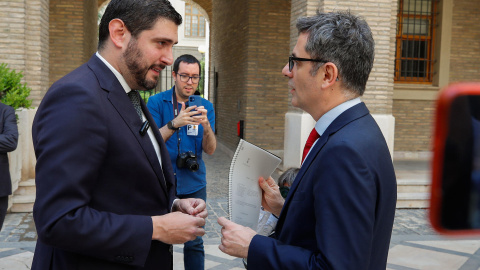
[161,47,174,66]
[282,63,292,77]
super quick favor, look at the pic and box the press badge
[187,124,199,136]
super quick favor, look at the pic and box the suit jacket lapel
[275,103,370,234]
[139,98,176,189]
[87,56,169,197]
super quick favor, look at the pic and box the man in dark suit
[218,11,397,269]
[0,101,18,231]
[31,1,207,269]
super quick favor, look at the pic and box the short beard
[123,38,161,90]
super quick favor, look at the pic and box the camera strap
[172,87,179,118]
[172,87,198,163]
[172,87,182,155]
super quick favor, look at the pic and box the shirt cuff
[171,198,179,212]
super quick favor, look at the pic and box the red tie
[302,127,320,163]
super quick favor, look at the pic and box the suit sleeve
[33,84,153,267]
[0,105,18,153]
[248,141,378,269]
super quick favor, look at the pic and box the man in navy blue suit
[0,102,18,232]
[31,1,207,269]
[218,11,397,269]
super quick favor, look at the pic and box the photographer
[147,54,216,270]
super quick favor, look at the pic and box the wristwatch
[167,120,179,131]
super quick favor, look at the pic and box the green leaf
[0,63,32,109]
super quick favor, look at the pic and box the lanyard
[172,87,179,117]
[171,87,197,159]
[172,87,182,154]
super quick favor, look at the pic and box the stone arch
[187,0,212,23]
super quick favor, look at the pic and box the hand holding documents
[228,139,282,230]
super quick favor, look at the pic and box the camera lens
[177,152,199,172]
[186,158,199,172]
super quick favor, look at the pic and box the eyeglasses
[177,74,201,83]
[279,186,290,198]
[288,55,327,72]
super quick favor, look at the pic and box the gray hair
[278,168,300,187]
[296,10,375,96]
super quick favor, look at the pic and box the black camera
[176,151,199,172]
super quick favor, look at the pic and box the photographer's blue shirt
[147,87,215,195]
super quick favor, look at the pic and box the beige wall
[393,99,435,152]
[449,0,480,83]
[0,0,49,107]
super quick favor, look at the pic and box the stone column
[25,0,50,107]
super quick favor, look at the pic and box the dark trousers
[177,187,207,270]
[0,196,8,232]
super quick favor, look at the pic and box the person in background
[278,167,299,199]
[0,101,18,232]
[31,1,207,269]
[218,10,397,269]
[147,54,216,270]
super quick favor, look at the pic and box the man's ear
[321,62,339,88]
[109,19,129,49]
[172,71,177,82]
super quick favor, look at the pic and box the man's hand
[172,198,208,219]
[218,217,256,258]
[194,105,217,155]
[192,106,210,127]
[172,102,202,128]
[151,212,206,244]
[259,176,285,217]
[159,102,207,142]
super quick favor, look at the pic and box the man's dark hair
[98,0,182,51]
[173,54,201,75]
[296,10,375,96]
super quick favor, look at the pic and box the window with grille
[395,0,437,83]
[185,3,206,38]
